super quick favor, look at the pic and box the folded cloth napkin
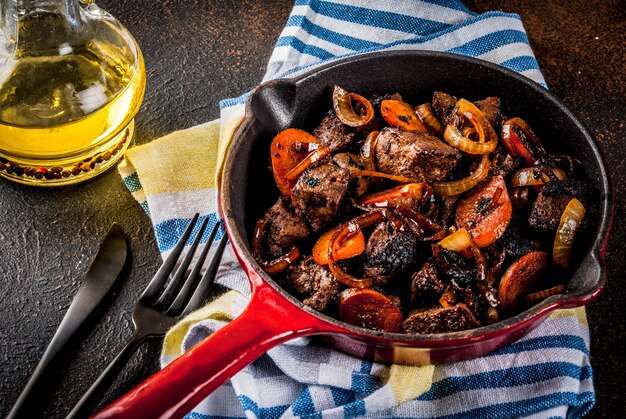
[118,1,595,417]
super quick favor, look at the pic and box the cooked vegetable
[380,99,429,132]
[438,228,472,252]
[360,130,379,172]
[553,198,586,268]
[252,219,301,273]
[332,85,374,127]
[433,154,490,196]
[327,211,386,288]
[442,99,498,155]
[498,251,548,313]
[415,103,445,136]
[271,128,320,198]
[285,146,330,181]
[501,117,546,166]
[522,284,566,303]
[313,226,365,266]
[455,175,512,247]
[339,288,403,332]
[509,167,566,187]
[359,183,431,208]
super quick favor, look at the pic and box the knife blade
[7,223,128,419]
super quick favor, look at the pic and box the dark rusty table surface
[1,1,623,417]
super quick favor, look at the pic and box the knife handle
[7,293,99,419]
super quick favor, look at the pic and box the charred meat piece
[313,112,357,152]
[474,96,503,130]
[333,152,369,197]
[411,261,446,306]
[364,220,419,284]
[284,256,340,311]
[489,146,519,178]
[529,179,594,232]
[375,127,461,183]
[291,163,351,232]
[431,91,457,126]
[262,198,311,258]
[501,219,542,259]
[402,303,479,333]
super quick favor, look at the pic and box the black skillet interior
[227,50,611,307]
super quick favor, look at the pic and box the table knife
[7,223,128,419]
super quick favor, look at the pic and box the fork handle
[92,280,345,419]
[66,333,149,419]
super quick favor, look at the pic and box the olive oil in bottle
[0,0,146,185]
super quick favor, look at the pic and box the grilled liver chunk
[529,179,593,232]
[291,163,350,232]
[284,256,340,311]
[313,113,357,152]
[375,127,461,183]
[263,198,310,258]
[402,303,479,334]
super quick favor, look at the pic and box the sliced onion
[439,228,473,252]
[415,103,444,137]
[553,198,586,268]
[350,170,414,183]
[442,99,498,155]
[358,183,431,208]
[509,167,566,187]
[444,125,498,154]
[393,205,443,235]
[360,130,380,172]
[501,117,546,165]
[522,284,566,303]
[284,146,330,181]
[252,219,301,273]
[439,288,457,308]
[332,85,374,127]
[328,211,386,288]
[433,154,490,196]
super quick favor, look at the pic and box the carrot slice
[339,288,403,332]
[498,251,549,313]
[455,175,512,247]
[312,227,366,265]
[380,99,429,132]
[270,128,320,198]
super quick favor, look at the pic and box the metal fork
[66,214,228,419]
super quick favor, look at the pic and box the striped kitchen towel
[118,1,595,417]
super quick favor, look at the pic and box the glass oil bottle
[0,0,145,185]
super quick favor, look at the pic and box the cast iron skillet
[95,51,612,419]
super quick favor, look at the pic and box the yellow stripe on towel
[387,364,435,405]
[125,120,221,196]
[162,290,241,357]
[548,307,589,327]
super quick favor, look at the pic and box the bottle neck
[1,0,86,55]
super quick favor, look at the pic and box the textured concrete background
[0,1,623,417]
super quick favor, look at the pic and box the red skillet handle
[92,279,339,419]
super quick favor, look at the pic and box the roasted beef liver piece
[291,163,350,232]
[529,178,594,232]
[402,303,480,334]
[262,198,310,258]
[411,261,446,306]
[313,112,357,152]
[474,96,503,130]
[284,256,340,311]
[364,220,419,284]
[375,127,461,183]
[431,91,457,126]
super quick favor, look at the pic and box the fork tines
[140,214,228,316]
